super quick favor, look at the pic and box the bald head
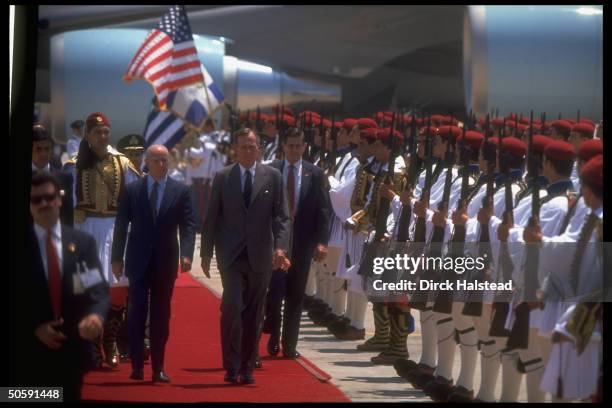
[145,144,170,181]
[146,144,169,158]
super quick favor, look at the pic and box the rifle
[409,115,436,310]
[507,110,537,349]
[463,113,494,316]
[358,113,398,287]
[319,111,326,168]
[432,117,462,313]
[396,111,420,243]
[489,123,515,337]
[255,105,262,133]
[328,114,338,173]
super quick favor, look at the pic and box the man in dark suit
[262,127,332,358]
[32,124,74,226]
[201,128,291,385]
[112,144,196,383]
[15,171,109,401]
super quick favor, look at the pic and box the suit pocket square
[264,190,270,194]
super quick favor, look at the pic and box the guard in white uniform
[64,112,141,368]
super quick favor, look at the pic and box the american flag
[124,5,204,109]
[143,98,189,149]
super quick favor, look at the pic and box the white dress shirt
[34,220,63,280]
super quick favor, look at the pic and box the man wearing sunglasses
[14,171,110,401]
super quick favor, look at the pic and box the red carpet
[82,273,350,402]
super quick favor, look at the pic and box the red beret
[429,114,446,124]
[262,114,274,124]
[302,114,321,127]
[457,130,484,151]
[374,112,386,121]
[273,104,293,116]
[361,127,378,140]
[504,113,518,121]
[566,119,577,125]
[577,139,603,162]
[571,123,595,138]
[334,121,343,129]
[487,136,500,147]
[519,117,530,125]
[377,128,403,143]
[343,118,357,130]
[531,135,553,153]
[357,118,378,130]
[322,119,332,129]
[437,125,462,142]
[501,137,526,157]
[282,114,296,127]
[579,118,595,126]
[86,112,110,130]
[579,154,603,190]
[491,118,504,128]
[506,120,517,129]
[550,120,572,133]
[300,110,320,118]
[544,140,576,161]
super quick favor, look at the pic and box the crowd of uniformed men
[32,105,603,402]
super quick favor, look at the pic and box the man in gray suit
[201,128,291,385]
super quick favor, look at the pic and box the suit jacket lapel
[139,178,155,225]
[298,163,312,209]
[157,178,177,220]
[231,164,247,212]
[250,162,266,205]
[61,226,76,296]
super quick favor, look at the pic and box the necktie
[287,165,296,217]
[569,212,599,295]
[150,181,159,219]
[46,231,62,319]
[243,170,252,208]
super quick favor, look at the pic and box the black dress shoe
[254,357,263,369]
[130,369,144,380]
[267,337,280,356]
[224,370,239,384]
[239,371,255,385]
[152,371,171,383]
[282,349,301,358]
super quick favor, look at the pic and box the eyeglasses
[30,193,59,205]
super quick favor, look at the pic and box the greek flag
[143,98,188,149]
[166,63,225,131]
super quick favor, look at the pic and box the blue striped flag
[166,63,224,130]
[143,98,189,149]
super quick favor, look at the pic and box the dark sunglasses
[31,193,59,205]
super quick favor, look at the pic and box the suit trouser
[264,255,310,351]
[220,249,271,372]
[128,263,176,373]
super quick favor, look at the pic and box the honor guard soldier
[66,119,85,159]
[528,155,603,401]
[64,112,141,368]
[116,134,146,174]
[324,120,378,340]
